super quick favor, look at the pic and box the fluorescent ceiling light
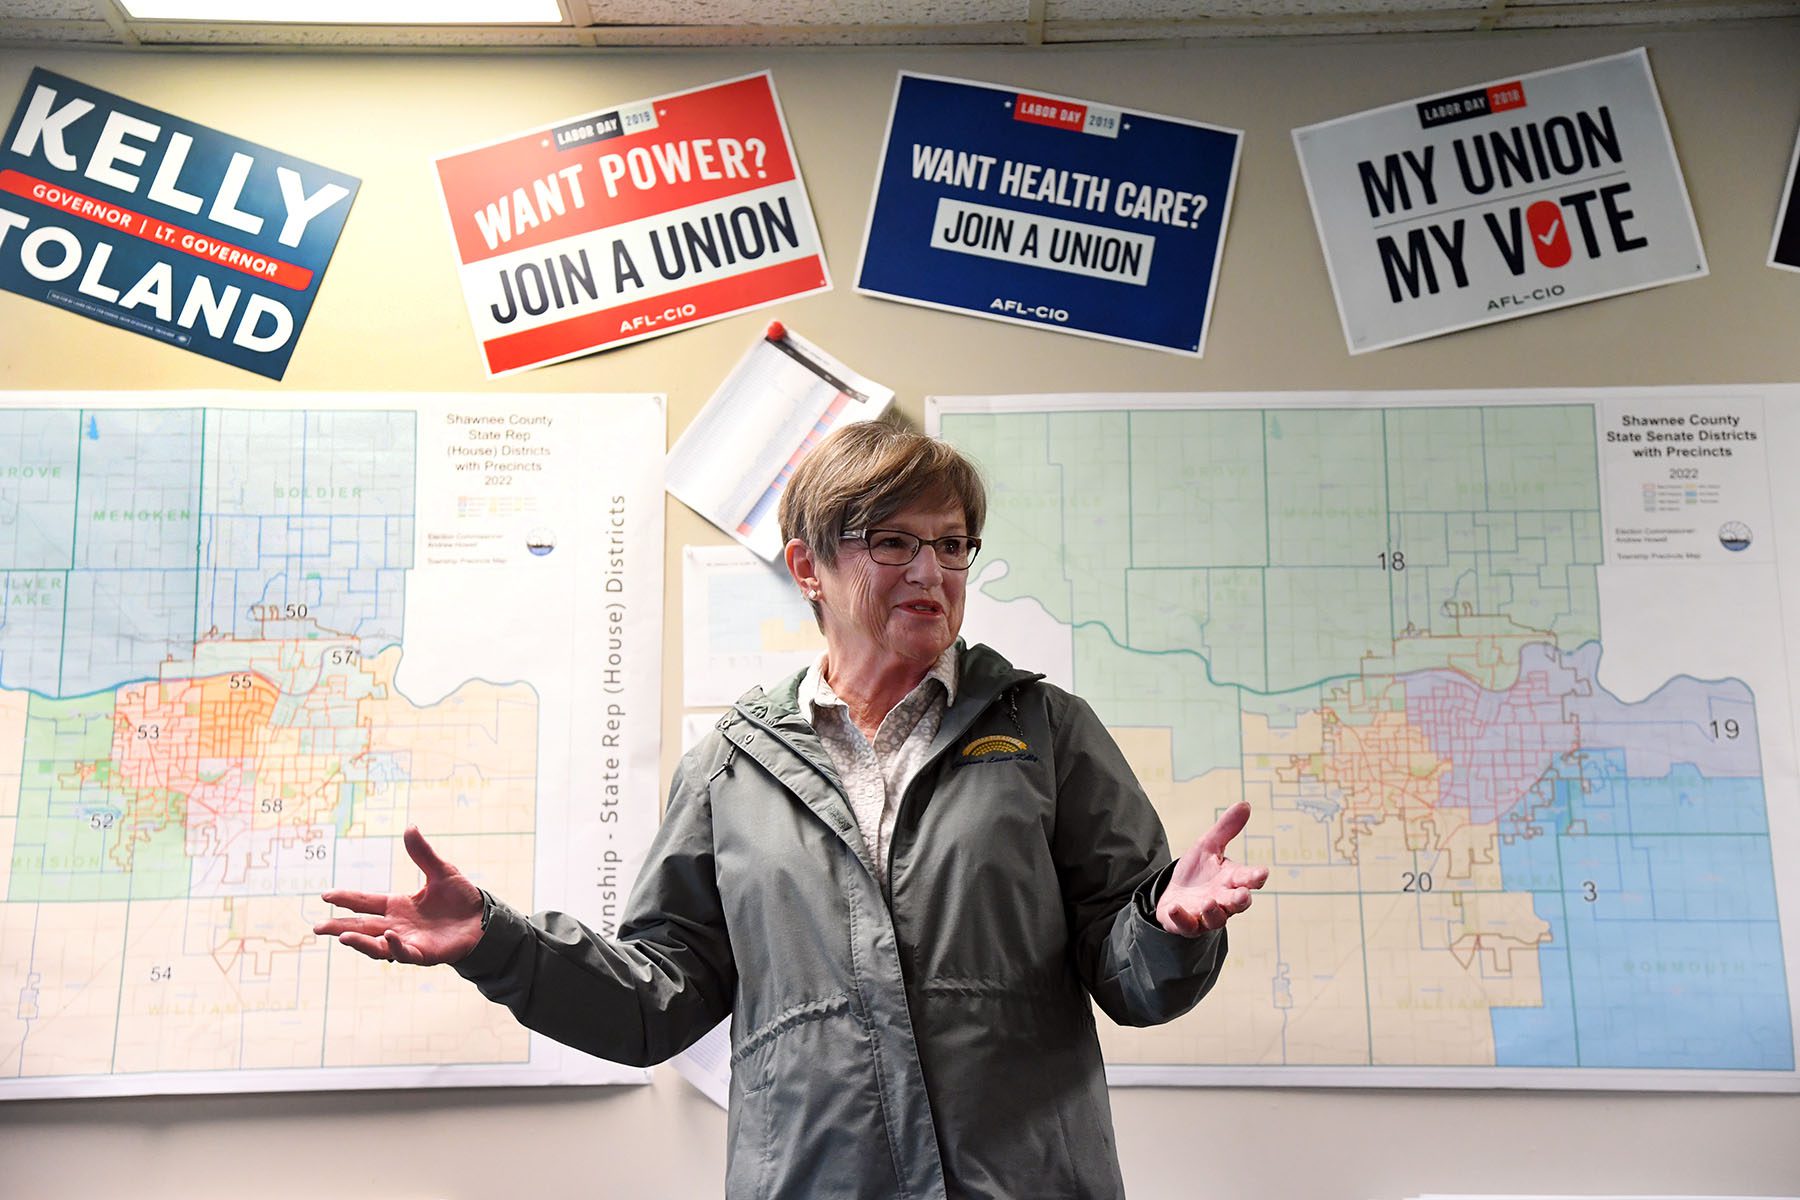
[118,1,564,22]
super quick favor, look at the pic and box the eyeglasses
[841,529,982,570]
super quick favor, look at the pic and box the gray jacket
[457,642,1226,1198]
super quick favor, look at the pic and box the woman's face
[815,497,970,674]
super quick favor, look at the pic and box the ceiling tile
[0,16,115,38]
[582,0,1028,24]
[1504,0,1799,7]
[587,20,1028,42]
[0,0,106,15]
[1502,0,1800,20]
[1050,0,1486,15]
[1047,9,1484,36]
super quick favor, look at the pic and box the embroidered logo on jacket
[962,734,1028,757]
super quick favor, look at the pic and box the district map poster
[0,69,358,381]
[1294,49,1706,354]
[0,391,665,1099]
[857,73,1241,356]
[434,72,830,377]
[932,386,1800,1091]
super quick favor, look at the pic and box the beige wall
[2,22,1798,1198]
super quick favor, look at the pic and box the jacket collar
[797,643,961,717]
[729,641,1042,799]
[729,641,1042,785]
[726,641,1043,883]
[743,640,1037,732]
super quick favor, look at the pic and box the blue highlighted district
[1494,759,1792,1071]
[0,408,416,698]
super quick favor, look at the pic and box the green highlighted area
[943,401,1604,711]
[8,691,191,902]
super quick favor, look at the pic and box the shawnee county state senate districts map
[0,391,663,1099]
[934,387,1800,1091]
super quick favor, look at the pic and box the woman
[315,419,1267,1199]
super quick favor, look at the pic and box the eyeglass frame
[839,528,983,570]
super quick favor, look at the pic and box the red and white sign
[434,72,831,376]
[1293,49,1706,354]
[1013,93,1086,133]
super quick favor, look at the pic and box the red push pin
[765,320,786,342]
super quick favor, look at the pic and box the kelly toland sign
[434,72,830,377]
[855,73,1241,356]
[0,68,357,380]
[1771,122,1800,273]
[1293,48,1706,354]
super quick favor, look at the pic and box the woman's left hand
[1155,800,1270,937]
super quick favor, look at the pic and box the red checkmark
[1528,199,1571,268]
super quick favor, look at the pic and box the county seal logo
[961,734,1029,758]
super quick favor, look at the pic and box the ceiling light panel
[137,22,586,43]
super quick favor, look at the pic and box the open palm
[1155,801,1270,937]
[313,826,485,965]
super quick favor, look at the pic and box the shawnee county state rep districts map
[933,387,1800,1091]
[0,391,663,1098]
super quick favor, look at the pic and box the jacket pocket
[725,1037,777,1200]
[729,992,851,1089]
[730,1033,778,1095]
[725,995,854,1199]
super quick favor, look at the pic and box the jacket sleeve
[451,749,736,1068]
[1047,689,1227,1028]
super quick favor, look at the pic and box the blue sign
[856,73,1241,356]
[0,68,358,379]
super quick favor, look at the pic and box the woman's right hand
[313,825,485,966]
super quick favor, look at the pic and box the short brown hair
[779,419,986,570]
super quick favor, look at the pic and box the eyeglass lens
[864,531,978,568]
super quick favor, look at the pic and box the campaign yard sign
[1771,122,1800,273]
[856,73,1241,356]
[434,72,830,377]
[1294,48,1706,354]
[0,68,357,380]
